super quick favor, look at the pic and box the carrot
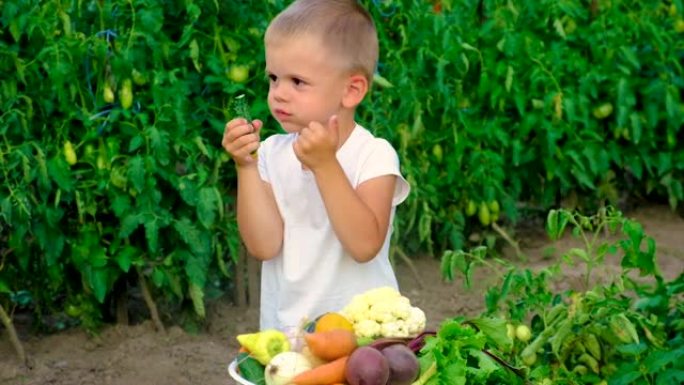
[292,355,348,385]
[304,329,357,361]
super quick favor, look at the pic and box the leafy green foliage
[418,316,523,385]
[0,0,284,329]
[441,206,683,384]
[361,0,684,255]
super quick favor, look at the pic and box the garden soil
[1,204,682,385]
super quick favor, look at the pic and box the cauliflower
[381,321,410,338]
[354,319,382,339]
[342,296,371,323]
[341,286,426,339]
[369,302,396,323]
[406,306,427,335]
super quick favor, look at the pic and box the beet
[345,346,390,385]
[381,344,420,385]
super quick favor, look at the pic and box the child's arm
[294,116,396,263]
[223,118,284,260]
[314,166,396,263]
[235,164,284,260]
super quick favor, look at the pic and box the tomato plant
[441,206,683,384]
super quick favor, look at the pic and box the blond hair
[265,0,378,82]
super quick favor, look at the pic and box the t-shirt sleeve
[358,139,410,206]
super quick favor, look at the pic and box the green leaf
[665,85,678,121]
[185,251,208,288]
[114,245,139,273]
[143,216,160,252]
[546,209,569,240]
[619,46,640,70]
[127,156,146,193]
[129,135,144,152]
[568,247,590,262]
[152,268,165,288]
[174,217,209,256]
[189,39,200,72]
[467,349,500,382]
[197,187,217,229]
[188,282,205,318]
[0,279,10,294]
[656,369,684,385]
[643,347,684,374]
[178,178,199,206]
[610,366,643,385]
[88,267,110,303]
[47,156,74,192]
[119,213,142,238]
[467,316,512,351]
[110,194,131,218]
[440,250,455,281]
[148,127,170,166]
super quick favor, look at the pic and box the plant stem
[392,246,425,289]
[0,303,27,366]
[492,222,525,261]
[137,270,165,333]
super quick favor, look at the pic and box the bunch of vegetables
[231,286,527,385]
[232,286,429,385]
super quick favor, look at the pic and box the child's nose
[270,82,287,101]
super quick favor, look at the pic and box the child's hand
[293,115,339,171]
[222,117,263,167]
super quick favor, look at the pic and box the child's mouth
[274,109,291,119]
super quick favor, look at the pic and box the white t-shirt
[256,124,410,331]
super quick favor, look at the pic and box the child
[221,0,410,331]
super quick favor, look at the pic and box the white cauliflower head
[354,319,382,339]
[381,321,410,338]
[341,286,426,339]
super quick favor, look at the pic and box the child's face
[265,34,350,133]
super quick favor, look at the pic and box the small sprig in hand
[233,94,253,132]
[230,94,258,158]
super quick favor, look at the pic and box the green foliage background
[1,0,682,329]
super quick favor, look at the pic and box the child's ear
[342,73,368,108]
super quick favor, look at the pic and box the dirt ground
[1,204,682,385]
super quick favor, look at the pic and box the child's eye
[292,78,304,86]
[268,74,277,82]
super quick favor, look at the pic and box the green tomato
[465,200,477,217]
[84,143,96,159]
[131,69,148,86]
[228,65,250,83]
[515,325,532,342]
[63,140,77,166]
[119,79,133,110]
[432,144,443,163]
[103,84,115,103]
[522,351,537,366]
[488,200,500,214]
[478,203,491,226]
[592,103,613,119]
[65,304,81,317]
[675,19,684,33]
